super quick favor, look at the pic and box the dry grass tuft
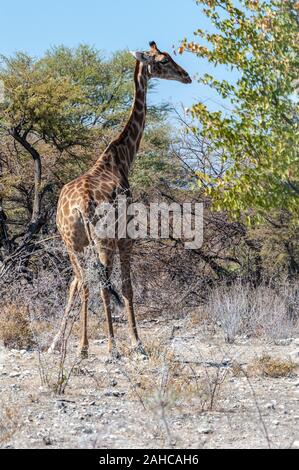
[248,354,296,378]
[70,314,102,342]
[0,405,20,445]
[0,303,34,350]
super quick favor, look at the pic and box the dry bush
[143,334,171,363]
[132,237,212,321]
[205,282,299,343]
[205,283,250,343]
[0,303,34,350]
[249,283,299,340]
[37,310,84,395]
[38,350,83,395]
[0,238,111,354]
[230,361,244,377]
[71,314,103,342]
[0,404,20,446]
[248,354,296,378]
[123,329,227,419]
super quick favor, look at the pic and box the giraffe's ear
[130,51,150,63]
[149,41,160,54]
[149,41,158,50]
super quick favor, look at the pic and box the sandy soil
[1,317,299,449]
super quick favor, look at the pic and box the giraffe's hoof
[132,342,148,360]
[105,346,121,364]
[111,349,121,361]
[111,347,121,360]
[107,339,121,360]
[105,354,121,364]
[78,346,89,359]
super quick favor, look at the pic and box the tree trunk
[10,129,43,239]
[0,160,12,256]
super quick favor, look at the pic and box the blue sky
[0,0,233,113]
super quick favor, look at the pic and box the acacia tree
[180,0,299,222]
[0,46,137,242]
[0,45,171,275]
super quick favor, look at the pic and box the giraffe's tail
[95,259,124,308]
[108,284,124,308]
[77,208,124,308]
[91,256,123,308]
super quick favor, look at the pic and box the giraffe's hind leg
[69,252,90,358]
[48,249,90,358]
[48,276,78,354]
[50,250,89,358]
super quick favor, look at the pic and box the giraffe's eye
[160,58,169,65]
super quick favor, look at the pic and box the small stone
[274,339,292,346]
[11,385,20,391]
[83,428,94,434]
[292,441,299,449]
[104,390,125,398]
[289,350,299,363]
[57,402,67,413]
[198,426,213,434]
[272,420,279,426]
[9,372,21,378]
[42,436,52,446]
[265,402,276,410]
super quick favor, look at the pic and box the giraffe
[49,41,191,358]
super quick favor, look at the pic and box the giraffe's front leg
[100,286,120,360]
[48,277,78,354]
[97,241,121,360]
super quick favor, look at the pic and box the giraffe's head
[131,41,192,84]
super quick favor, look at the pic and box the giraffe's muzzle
[182,75,192,84]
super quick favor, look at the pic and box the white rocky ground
[1,318,299,449]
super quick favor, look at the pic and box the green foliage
[130,125,183,191]
[0,44,170,161]
[0,46,139,149]
[0,45,175,239]
[181,0,299,221]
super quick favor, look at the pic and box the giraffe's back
[56,171,121,252]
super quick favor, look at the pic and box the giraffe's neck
[118,60,147,156]
[95,61,148,179]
